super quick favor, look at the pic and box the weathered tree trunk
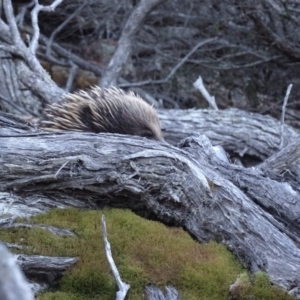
[1,113,300,297]
[159,108,299,159]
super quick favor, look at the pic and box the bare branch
[36,32,103,76]
[165,39,217,82]
[1,1,60,80]
[193,76,218,110]
[100,0,166,87]
[280,84,293,148]
[3,0,24,48]
[15,1,35,27]
[250,11,300,60]
[65,62,78,92]
[119,38,218,88]
[101,215,130,300]
[30,0,64,54]
[46,1,87,58]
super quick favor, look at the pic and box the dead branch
[46,1,87,59]
[158,108,299,160]
[29,0,64,54]
[101,215,130,300]
[0,0,64,104]
[37,32,104,76]
[100,0,166,87]
[118,38,218,88]
[65,61,78,92]
[249,8,300,60]
[193,76,218,110]
[280,84,293,148]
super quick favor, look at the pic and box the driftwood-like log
[160,107,300,182]
[159,108,299,159]
[1,113,300,297]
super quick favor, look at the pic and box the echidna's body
[40,86,164,141]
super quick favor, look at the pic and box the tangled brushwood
[40,86,164,141]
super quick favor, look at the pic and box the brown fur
[40,86,164,141]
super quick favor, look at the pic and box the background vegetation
[10,0,300,129]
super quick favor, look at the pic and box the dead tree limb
[0,0,64,105]
[1,115,300,296]
[159,108,299,159]
[99,0,166,87]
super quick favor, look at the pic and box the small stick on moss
[101,215,130,300]
[279,84,293,149]
[193,76,218,110]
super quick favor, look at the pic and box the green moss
[229,272,295,300]
[0,208,295,299]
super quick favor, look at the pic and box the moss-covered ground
[0,208,295,299]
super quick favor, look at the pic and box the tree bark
[159,108,299,159]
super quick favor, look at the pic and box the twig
[16,0,35,27]
[65,62,78,92]
[2,0,60,79]
[279,84,293,148]
[118,38,218,88]
[30,0,64,54]
[35,31,103,76]
[46,1,87,58]
[193,76,218,110]
[54,160,70,178]
[165,39,217,82]
[101,215,130,300]
[187,55,280,70]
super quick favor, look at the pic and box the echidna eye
[143,133,154,139]
[140,129,155,139]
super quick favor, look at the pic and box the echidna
[40,86,164,142]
